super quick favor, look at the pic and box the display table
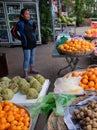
[13,79,50,130]
[60,23,76,34]
[30,79,50,130]
[52,44,92,75]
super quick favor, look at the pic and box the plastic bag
[54,76,84,95]
[56,37,68,54]
[28,92,76,117]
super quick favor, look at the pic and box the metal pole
[51,0,55,41]
[57,0,61,15]
[51,0,61,41]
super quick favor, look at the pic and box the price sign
[91,21,97,28]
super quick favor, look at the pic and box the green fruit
[58,18,61,23]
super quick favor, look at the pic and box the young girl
[11,8,39,78]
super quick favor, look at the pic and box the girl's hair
[19,8,28,20]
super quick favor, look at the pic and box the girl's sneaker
[23,75,28,79]
[30,70,39,74]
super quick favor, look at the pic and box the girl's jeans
[23,48,36,71]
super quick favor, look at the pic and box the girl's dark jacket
[11,19,37,49]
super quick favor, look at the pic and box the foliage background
[61,0,97,26]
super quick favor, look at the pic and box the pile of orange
[58,39,95,53]
[72,68,97,90]
[0,100,31,130]
[85,28,97,38]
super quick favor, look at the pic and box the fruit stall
[84,19,97,63]
[1,58,97,129]
[46,65,97,130]
[41,31,97,129]
[0,74,50,130]
[23,65,97,130]
[51,0,76,40]
[52,33,95,75]
[57,14,76,33]
[53,14,76,40]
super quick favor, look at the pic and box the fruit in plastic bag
[19,85,29,95]
[0,87,2,93]
[0,77,11,82]
[0,77,11,88]
[27,88,38,99]
[1,88,14,100]
[26,76,36,82]
[0,81,10,88]
[33,74,45,85]
[9,82,19,93]
[0,96,3,101]
[18,78,30,88]
[30,79,42,92]
[11,76,22,84]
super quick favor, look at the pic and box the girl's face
[22,10,30,20]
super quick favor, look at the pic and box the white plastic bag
[54,76,84,95]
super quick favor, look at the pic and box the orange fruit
[0,123,6,130]
[88,81,95,88]
[25,116,30,122]
[3,105,10,112]
[0,100,30,130]
[83,85,89,90]
[79,83,84,88]
[11,120,18,126]
[5,122,10,129]
[15,126,22,130]
[72,72,79,77]
[89,87,95,91]
[7,111,13,116]
[94,83,97,89]
[82,74,88,79]
[0,117,7,124]
[22,126,29,130]
[89,74,96,81]
[7,115,14,122]
[0,104,2,111]
[18,121,24,127]
[94,70,97,76]
[8,125,17,130]
[87,71,93,77]
[81,72,86,76]
[0,110,5,118]
[24,113,29,118]
[4,100,10,105]
[19,117,24,122]
[14,114,21,121]
[13,106,19,113]
[94,78,97,83]
[24,121,30,127]
[59,45,64,51]
[81,78,88,84]
[19,108,26,116]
